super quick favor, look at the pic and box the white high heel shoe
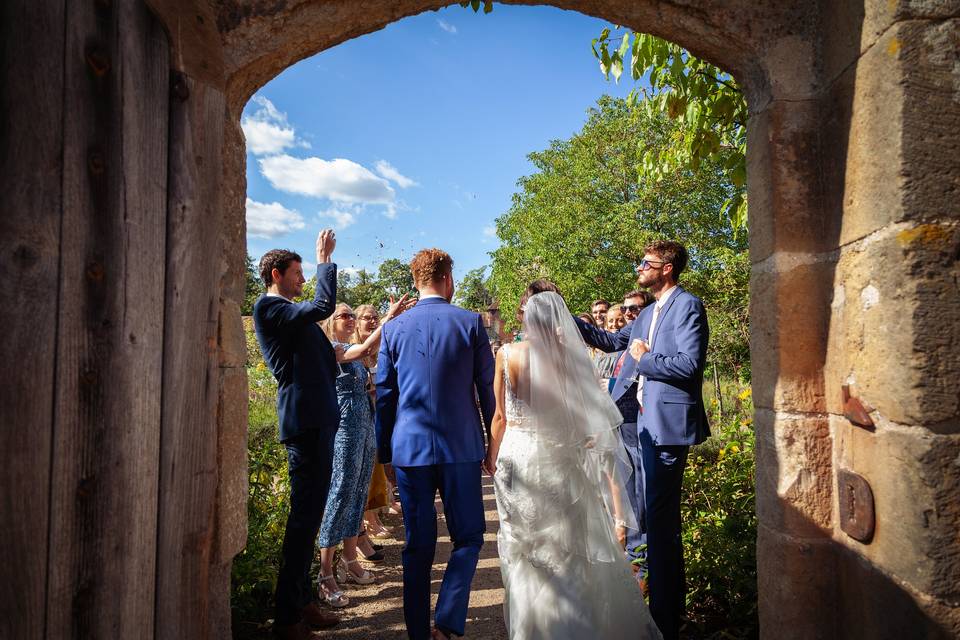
[318,575,349,608]
[341,559,376,585]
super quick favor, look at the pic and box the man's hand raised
[317,229,336,263]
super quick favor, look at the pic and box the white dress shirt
[637,285,678,405]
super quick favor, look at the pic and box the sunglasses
[335,312,356,320]
[637,259,667,271]
[621,304,643,314]
[357,315,379,322]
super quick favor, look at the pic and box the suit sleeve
[258,263,338,331]
[635,298,709,383]
[473,314,496,441]
[374,327,398,464]
[574,316,633,352]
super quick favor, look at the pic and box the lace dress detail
[493,344,660,640]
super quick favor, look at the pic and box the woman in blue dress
[316,296,413,608]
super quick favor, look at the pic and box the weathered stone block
[747,99,837,262]
[824,224,960,426]
[822,0,960,86]
[834,542,960,639]
[216,366,249,563]
[820,26,904,248]
[757,525,837,640]
[821,19,960,249]
[755,409,834,536]
[831,415,960,601]
[750,260,834,413]
[899,19,960,223]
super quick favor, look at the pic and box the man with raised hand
[253,230,341,640]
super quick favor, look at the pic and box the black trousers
[274,429,335,626]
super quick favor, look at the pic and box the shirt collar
[266,291,293,303]
[419,294,446,301]
[656,285,678,310]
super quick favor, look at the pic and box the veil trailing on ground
[523,291,639,546]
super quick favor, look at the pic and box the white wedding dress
[493,295,661,640]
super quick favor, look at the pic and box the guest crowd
[253,229,706,640]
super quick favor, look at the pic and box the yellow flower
[718,448,726,458]
[738,387,752,400]
[730,445,740,454]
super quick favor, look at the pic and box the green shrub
[682,384,757,638]
[232,323,290,635]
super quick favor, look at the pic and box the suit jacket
[253,264,339,443]
[375,297,496,466]
[576,286,710,446]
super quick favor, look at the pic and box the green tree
[488,96,749,376]
[454,266,494,311]
[242,255,262,315]
[377,258,415,299]
[591,30,748,230]
[336,268,388,310]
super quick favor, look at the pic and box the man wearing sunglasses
[620,289,654,324]
[575,240,710,640]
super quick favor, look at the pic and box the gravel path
[322,475,508,639]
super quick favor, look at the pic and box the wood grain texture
[0,1,65,637]
[46,0,169,636]
[155,74,226,640]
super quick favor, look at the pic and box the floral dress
[317,343,377,547]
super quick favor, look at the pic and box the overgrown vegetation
[231,325,290,638]
[682,384,757,638]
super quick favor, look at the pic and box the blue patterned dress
[317,343,377,547]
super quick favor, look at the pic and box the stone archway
[2,2,957,638]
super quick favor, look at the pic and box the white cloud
[318,207,358,229]
[259,155,396,205]
[374,160,418,188]
[301,261,317,273]
[241,96,309,156]
[437,19,457,34]
[483,225,496,237]
[245,198,306,239]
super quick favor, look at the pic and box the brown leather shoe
[301,602,340,629]
[431,628,451,640]
[273,621,323,640]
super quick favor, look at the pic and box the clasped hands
[629,338,650,360]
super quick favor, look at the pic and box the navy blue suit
[577,286,709,640]
[253,263,339,626]
[375,297,496,639]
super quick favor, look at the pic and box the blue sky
[243,3,635,280]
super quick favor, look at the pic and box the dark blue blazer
[577,286,710,446]
[375,298,496,466]
[253,264,339,443]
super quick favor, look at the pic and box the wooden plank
[46,0,169,636]
[155,73,226,640]
[0,1,65,637]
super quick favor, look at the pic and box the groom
[576,240,710,640]
[376,248,496,640]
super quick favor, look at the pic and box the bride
[483,290,661,640]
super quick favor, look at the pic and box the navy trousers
[274,429,335,626]
[638,428,689,640]
[395,462,485,640]
[618,422,647,564]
